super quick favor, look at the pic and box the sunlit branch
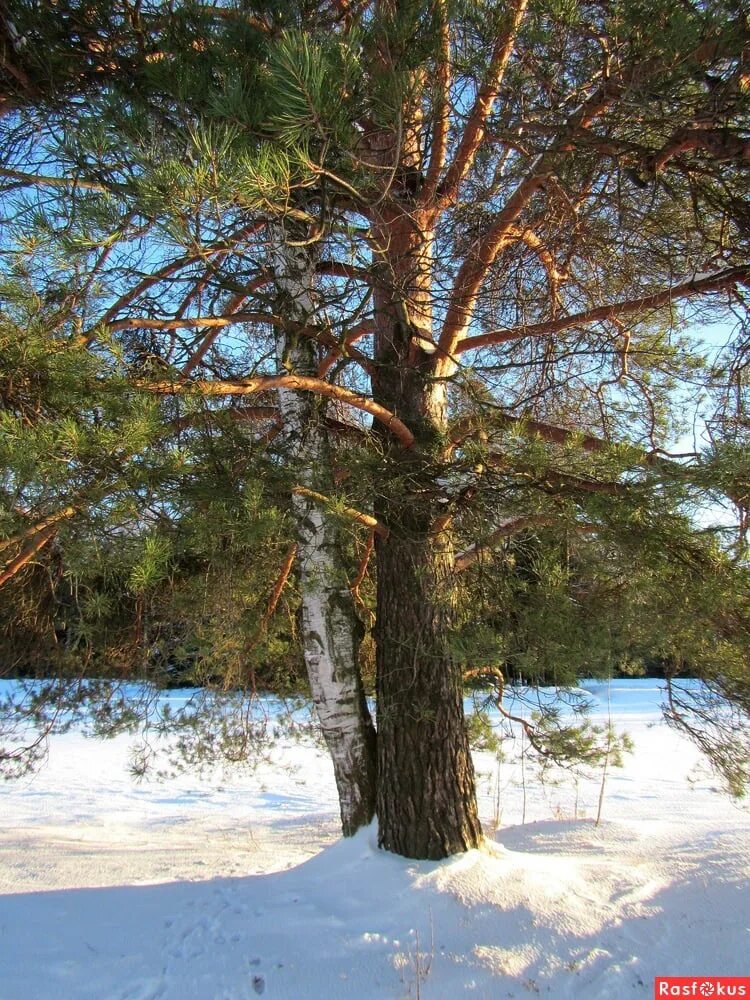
[316,261,371,282]
[107,311,276,334]
[650,126,750,174]
[103,308,374,376]
[317,320,374,376]
[421,0,452,204]
[247,542,299,671]
[350,526,376,611]
[463,666,584,763]
[82,222,265,346]
[0,506,77,556]
[437,83,621,370]
[143,374,416,448]
[457,266,750,353]
[180,292,249,377]
[449,412,612,455]
[454,515,561,572]
[436,0,528,208]
[0,167,113,192]
[0,523,58,589]
[291,486,388,537]
[485,453,628,496]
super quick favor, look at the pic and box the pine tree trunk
[271,231,377,836]
[375,518,483,858]
[369,208,483,857]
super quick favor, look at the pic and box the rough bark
[271,231,377,836]
[369,207,482,859]
[375,515,482,858]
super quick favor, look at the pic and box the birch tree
[269,228,377,834]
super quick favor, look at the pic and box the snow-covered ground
[0,679,748,999]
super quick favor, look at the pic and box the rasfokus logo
[655,978,750,998]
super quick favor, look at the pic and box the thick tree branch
[143,374,416,449]
[169,405,280,434]
[448,412,603,454]
[104,309,375,376]
[0,506,77,556]
[485,452,629,496]
[421,1,451,203]
[457,266,750,354]
[436,82,621,370]
[0,167,113,193]
[316,260,371,282]
[435,0,528,207]
[317,320,374,377]
[0,524,59,589]
[649,126,750,174]
[107,311,276,334]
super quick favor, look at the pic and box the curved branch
[0,524,58,589]
[316,260,372,282]
[247,542,299,675]
[350,526,376,610]
[180,292,249,377]
[82,221,265,346]
[650,126,750,174]
[454,515,559,572]
[511,226,566,315]
[291,486,388,537]
[485,452,628,495]
[455,515,596,572]
[143,374,416,449]
[317,320,374,377]
[0,506,77,556]
[463,666,559,760]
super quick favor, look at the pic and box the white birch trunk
[269,229,376,835]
